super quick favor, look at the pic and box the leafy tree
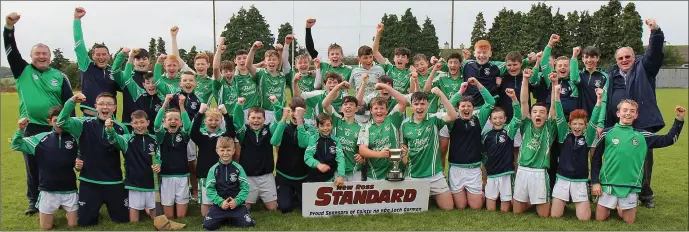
[620,2,644,55]
[564,11,581,50]
[50,48,70,70]
[378,13,401,60]
[156,37,167,55]
[470,12,487,50]
[276,22,301,66]
[521,3,553,53]
[148,38,157,60]
[177,48,188,64]
[592,0,623,65]
[63,62,81,90]
[550,9,567,57]
[220,5,275,63]
[419,17,440,59]
[397,8,422,56]
[186,46,198,69]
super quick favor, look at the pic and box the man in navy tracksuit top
[601,19,665,208]
[270,98,315,214]
[106,110,161,222]
[202,137,255,230]
[57,92,130,226]
[232,97,282,211]
[73,7,119,117]
[154,94,192,219]
[190,103,236,217]
[11,106,79,230]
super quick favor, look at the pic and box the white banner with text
[302,180,431,217]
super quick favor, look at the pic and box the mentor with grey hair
[601,18,665,208]
[4,12,74,215]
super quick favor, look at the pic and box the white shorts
[344,170,363,182]
[304,118,316,128]
[198,178,213,205]
[439,125,449,138]
[354,114,370,125]
[513,166,550,204]
[38,191,78,214]
[128,190,155,210]
[161,176,190,206]
[243,109,250,123]
[187,140,197,161]
[246,173,277,204]
[448,166,483,195]
[552,178,589,203]
[408,173,450,195]
[598,191,638,210]
[513,129,522,148]
[263,110,276,125]
[485,175,513,202]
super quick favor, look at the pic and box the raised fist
[374,83,386,90]
[377,23,384,33]
[285,34,295,45]
[158,54,167,64]
[505,88,515,98]
[121,47,131,56]
[462,49,471,60]
[293,73,303,82]
[339,82,351,89]
[18,118,29,130]
[268,95,277,104]
[252,41,263,51]
[467,77,478,86]
[595,88,603,99]
[165,94,174,102]
[459,82,469,94]
[306,18,316,28]
[170,26,179,36]
[523,68,533,79]
[237,97,246,105]
[178,94,186,105]
[572,47,581,58]
[548,72,558,83]
[433,62,443,70]
[313,58,321,69]
[362,73,369,83]
[553,84,562,94]
[199,103,208,114]
[645,18,658,30]
[72,93,86,103]
[218,104,227,114]
[5,12,20,27]
[676,106,686,119]
[430,56,439,65]
[282,107,293,122]
[74,7,86,19]
[430,87,442,96]
[105,118,113,130]
[548,34,560,46]
[274,43,284,52]
[295,107,306,118]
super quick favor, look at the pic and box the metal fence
[657,68,689,88]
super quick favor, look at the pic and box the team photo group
[4,5,686,231]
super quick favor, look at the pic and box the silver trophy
[386,148,405,181]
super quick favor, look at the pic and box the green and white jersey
[349,64,387,98]
[194,75,215,104]
[234,73,260,109]
[380,59,410,94]
[320,62,353,83]
[303,90,344,119]
[400,112,447,178]
[433,72,463,111]
[213,77,238,112]
[416,73,439,113]
[357,109,404,180]
[288,70,316,93]
[518,117,557,169]
[257,69,290,110]
[331,113,362,175]
[153,63,181,94]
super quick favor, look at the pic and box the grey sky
[1,1,687,62]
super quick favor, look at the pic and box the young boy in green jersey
[356,74,407,124]
[372,23,412,94]
[357,83,408,181]
[324,86,365,181]
[192,53,215,104]
[246,39,292,125]
[212,38,239,114]
[411,54,439,113]
[591,102,685,224]
[105,110,161,223]
[295,71,346,122]
[201,137,256,230]
[305,18,353,86]
[304,114,346,186]
[482,88,521,213]
[512,68,557,217]
[400,88,458,211]
[438,52,466,171]
[289,55,318,93]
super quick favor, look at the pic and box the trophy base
[386,172,405,182]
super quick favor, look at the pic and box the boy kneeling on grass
[11,107,79,230]
[304,113,346,186]
[202,136,255,230]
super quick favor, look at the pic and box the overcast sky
[1,1,687,62]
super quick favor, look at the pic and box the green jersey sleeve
[586,105,602,147]
[73,19,92,72]
[570,58,580,84]
[477,87,496,127]
[106,127,130,152]
[204,164,224,206]
[335,138,346,177]
[233,104,247,142]
[270,122,287,146]
[268,103,283,134]
[234,162,250,205]
[111,52,128,85]
[180,111,191,136]
[597,75,610,128]
[529,62,542,86]
[449,91,463,107]
[540,45,553,88]
[303,135,320,168]
[56,99,85,137]
[506,102,523,139]
[10,129,38,154]
[297,125,314,148]
[554,101,569,143]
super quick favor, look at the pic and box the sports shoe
[24,204,38,215]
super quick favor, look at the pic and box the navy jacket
[604,28,665,132]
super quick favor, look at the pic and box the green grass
[1,89,688,231]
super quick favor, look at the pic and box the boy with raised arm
[591,103,684,224]
[232,96,283,211]
[57,92,130,226]
[357,83,408,181]
[201,137,256,230]
[550,87,603,221]
[73,7,118,117]
[113,48,164,133]
[154,94,192,219]
[246,38,293,125]
[11,108,78,230]
[460,40,502,107]
[106,110,161,222]
[271,99,315,214]
[445,78,495,210]
[304,113,346,186]
[400,88,458,211]
[356,74,403,124]
[512,68,557,218]
[324,83,365,181]
[190,103,237,216]
[294,71,347,123]
[305,18,353,85]
[372,23,412,94]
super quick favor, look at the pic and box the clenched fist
[5,12,20,27]
[74,7,86,20]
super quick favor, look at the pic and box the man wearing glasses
[601,18,665,208]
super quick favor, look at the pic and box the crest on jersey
[345,130,350,137]
[33,74,39,80]
[385,126,390,132]
[632,138,639,146]
[577,138,585,146]
[244,214,252,223]
[149,143,156,152]
[612,138,619,145]
[329,145,336,154]
[469,120,476,127]
[499,135,506,143]
[175,134,183,142]
[190,102,198,110]
[123,198,129,207]
[155,104,162,111]
[262,128,268,136]
[51,79,58,87]
[484,68,490,75]
[560,87,567,95]
[425,126,432,132]
[230,173,237,182]
[595,80,602,88]
[65,141,74,149]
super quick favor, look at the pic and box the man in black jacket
[603,18,665,208]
